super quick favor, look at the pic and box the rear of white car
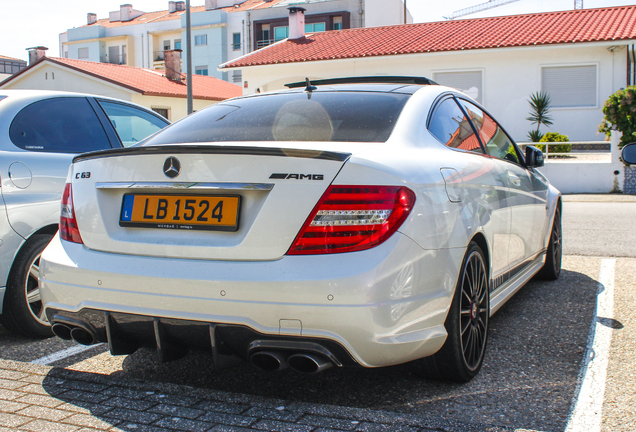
[39,81,561,379]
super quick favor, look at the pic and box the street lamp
[186,0,193,114]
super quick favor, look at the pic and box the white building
[59,0,412,84]
[0,55,27,83]
[220,5,636,142]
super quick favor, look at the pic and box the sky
[0,0,632,62]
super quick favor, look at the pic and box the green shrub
[536,132,571,154]
[598,86,636,148]
[526,92,553,141]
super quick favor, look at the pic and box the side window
[428,98,484,153]
[98,101,168,147]
[9,97,112,153]
[458,99,521,164]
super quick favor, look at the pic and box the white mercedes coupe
[40,77,561,382]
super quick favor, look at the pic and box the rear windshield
[143,91,410,144]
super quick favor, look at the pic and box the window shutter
[433,71,483,104]
[542,65,597,107]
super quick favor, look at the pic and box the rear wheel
[536,204,562,280]
[410,242,489,382]
[1,234,54,338]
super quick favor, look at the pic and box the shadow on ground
[42,268,599,432]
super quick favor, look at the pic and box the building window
[232,71,242,83]
[274,26,289,41]
[78,47,89,59]
[333,16,343,30]
[433,70,483,104]
[232,33,241,51]
[0,61,26,74]
[122,45,127,64]
[195,35,207,46]
[163,40,171,51]
[195,66,208,76]
[305,22,326,33]
[175,39,181,50]
[152,107,170,120]
[542,65,597,108]
[262,25,271,41]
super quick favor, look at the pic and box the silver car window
[9,97,111,153]
[98,101,168,147]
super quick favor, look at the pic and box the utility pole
[404,0,407,24]
[186,0,193,114]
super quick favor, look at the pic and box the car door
[457,99,548,271]
[1,96,116,238]
[427,96,512,281]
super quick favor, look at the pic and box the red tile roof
[221,5,636,68]
[2,57,242,101]
[84,1,285,28]
[0,55,26,62]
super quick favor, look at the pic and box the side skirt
[489,252,546,316]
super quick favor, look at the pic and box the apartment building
[0,56,27,82]
[59,0,411,84]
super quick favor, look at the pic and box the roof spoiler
[285,76,438,88]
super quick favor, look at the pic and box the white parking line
[31,343,104,365]
[565,258,616,432]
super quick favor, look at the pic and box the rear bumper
[40,233,465,367]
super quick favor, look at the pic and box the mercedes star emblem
[163,156,181,178]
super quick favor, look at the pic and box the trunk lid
[70,144,364,261]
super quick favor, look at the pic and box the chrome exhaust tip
[250,351,288,372]
[288,353,333,374]
[51,323,73,340]
[70,327,96,345]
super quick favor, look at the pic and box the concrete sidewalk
[0,359,522,432]
[562,194,636,202]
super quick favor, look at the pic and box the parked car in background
[0,90,169,338]
[40,77,561,382]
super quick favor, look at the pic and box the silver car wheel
[24,252,48,325]
[459,250,488,372]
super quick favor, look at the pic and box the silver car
[0,90,169,338]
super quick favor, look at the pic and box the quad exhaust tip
[70,327,96,345]
[51,323,72,340]
[288,353,332,374]
[51,321,97,346]
[250,351,288,372]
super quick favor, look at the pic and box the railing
[100,54,127,65]
[256,39,278,49]
[153,51,182,62]
[518,141,611,162]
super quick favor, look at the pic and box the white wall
[365,0,413,27]
[536,132,625,194]
[235,42,626,142]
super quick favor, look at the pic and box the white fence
[520,132,627,194]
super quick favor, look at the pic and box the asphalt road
[1,197,635,432]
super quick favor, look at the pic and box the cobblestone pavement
[0,359,530,432]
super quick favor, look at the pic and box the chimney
[205,0,217,10]
[26,46,48,65]
[120,4,133,21]
[175,1,185,11]
[164,50,182,82]
[288,7,306,39]
[87,13,97,25]
[169,1,176,12]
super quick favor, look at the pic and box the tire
[536,204,562,280]
[0,234,54,338]
[410,242,489,382]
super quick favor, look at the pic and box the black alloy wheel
[536,204,562,280]
[0,234,54,338]
[410,241,489,382]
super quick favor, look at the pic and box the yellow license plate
[120,194,240,231]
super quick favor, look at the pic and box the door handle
[507,172,521,187]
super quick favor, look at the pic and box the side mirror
[525,145,544,168]
[622,142,636,164]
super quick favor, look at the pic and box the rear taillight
[60,183,83,244]
[288,185,415,255]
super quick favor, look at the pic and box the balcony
[100,54,127,65]
[256,39,276,49]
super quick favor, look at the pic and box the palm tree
[526,92,553,142]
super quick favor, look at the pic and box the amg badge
[269,173,324,180]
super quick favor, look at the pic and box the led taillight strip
[287,185,415,255]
